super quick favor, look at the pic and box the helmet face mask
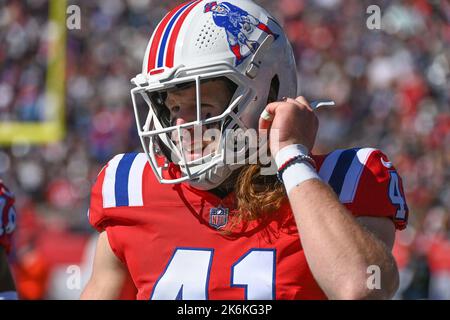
[132,63,256,188]
[131,0,298,190]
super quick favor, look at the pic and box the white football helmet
[131,0,297,190]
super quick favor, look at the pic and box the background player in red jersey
[0,180,18,300]
[81,0,408,300]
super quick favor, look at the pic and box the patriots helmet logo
[204,1,279,66]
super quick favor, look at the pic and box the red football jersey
[88,148,408,300]
[0,181,16,254]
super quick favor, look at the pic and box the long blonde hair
[234,163,287,222]
[233,76,287,221]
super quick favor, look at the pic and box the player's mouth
[171,126,220,162]
[181,141,209,161]
[182,141,203,152]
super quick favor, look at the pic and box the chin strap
[187,164,233,190]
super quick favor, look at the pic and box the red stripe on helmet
[165,0,202,68]
[147,1,191,73]
[149,68,165,75]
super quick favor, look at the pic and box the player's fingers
[294,96,313,111]
[284,97,302,106]
[260,109,274,122]
[258,101,283,131]
[285,97,313,113]
[259,111,273,131]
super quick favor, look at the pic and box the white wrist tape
[275,144,310,167]
[275,144,321,194]
[0,291,18,300]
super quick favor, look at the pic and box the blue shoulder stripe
[115,153,139,207]
[328,148,359,196]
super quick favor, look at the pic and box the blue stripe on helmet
[157,1,194,68]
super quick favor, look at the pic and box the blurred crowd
[0,0,448,299]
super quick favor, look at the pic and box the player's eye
[170,106,180,114]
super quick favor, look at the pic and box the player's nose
[172,105,198,126]
[171,117,196,143]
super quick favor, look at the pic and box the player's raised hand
[259,96,319,156]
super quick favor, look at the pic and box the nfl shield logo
[209,206,229,229]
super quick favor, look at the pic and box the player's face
[165,79,233,161]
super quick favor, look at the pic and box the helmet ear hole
[149,92,171,127]
[267,75,280,104]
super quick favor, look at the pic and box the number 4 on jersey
[388,171,407,220]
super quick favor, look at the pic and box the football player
[0,180,18,300]
[81,0,408,300]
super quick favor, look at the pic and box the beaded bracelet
[276,154,317,183]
